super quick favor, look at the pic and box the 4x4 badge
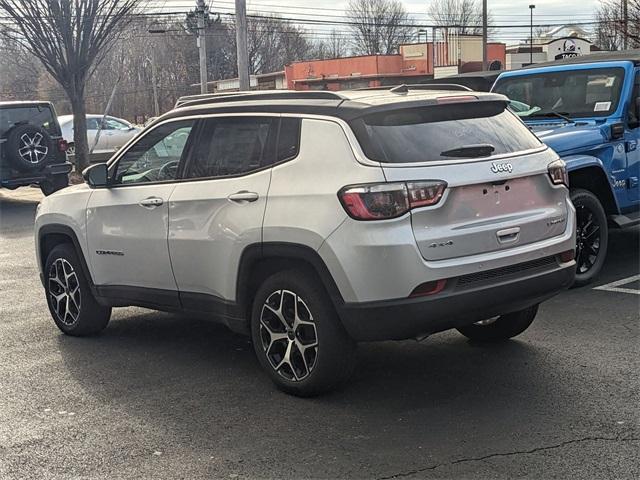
[491,162,513,174]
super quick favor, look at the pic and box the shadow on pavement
[0,189,41,236]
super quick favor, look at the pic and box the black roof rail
[357,83,473,93]
[176,90,346,109]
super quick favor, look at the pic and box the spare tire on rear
[5,124,53,172]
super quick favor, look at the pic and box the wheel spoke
[260,289,318,382]
[47,258,81,326]
[264,303,289,331]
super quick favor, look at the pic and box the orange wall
[286,55,403,89]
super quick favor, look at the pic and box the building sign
[550,38,586,60]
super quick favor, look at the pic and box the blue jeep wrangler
[493,51,640,286]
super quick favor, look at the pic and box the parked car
[0,101,71,195]
[493,50,640,286]
[58,114,140,156]
[35,88,576,396]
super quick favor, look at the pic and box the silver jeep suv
[35,88,576,396]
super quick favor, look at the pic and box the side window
[105,118,130,130]
[185,116,276,179]
[276,117,301,162]
[112,120,194,185]
[86,118,100,130]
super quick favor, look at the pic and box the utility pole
[196,0,208,94]
[151,50,160,117]
[482,0,488,71]
[623,0,628,50]
[235,0,250,91]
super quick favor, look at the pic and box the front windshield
[494,67,625,119]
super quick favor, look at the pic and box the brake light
[338,181,446,220]
[547,159,568,187]
[436,95,478,104]
[57,139,68,152]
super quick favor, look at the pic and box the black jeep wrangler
[0,101,72,195]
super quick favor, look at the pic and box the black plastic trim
[37,224,96,292]
[236,242,346,310]
[339,263,575,341]
[95,285,180,309]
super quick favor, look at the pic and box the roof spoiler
[175,90,346,109]
[356,83,473,93]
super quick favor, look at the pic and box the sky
[151,0,603,45]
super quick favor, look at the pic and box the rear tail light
[57,139,68,152]
[547,159,568,187]
[338,181,447,221]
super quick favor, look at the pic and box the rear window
[349,102,542,163]
[0,105,59,137]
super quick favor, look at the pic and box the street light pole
[482,0,488,71]
[196,0,208,94]
[529,5,535,65]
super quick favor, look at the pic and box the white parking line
[593,274,640,295]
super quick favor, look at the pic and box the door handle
[139,196,164,208]
[228,191,259,203]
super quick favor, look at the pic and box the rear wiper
[440,144,495,158]
[529,111,574,123]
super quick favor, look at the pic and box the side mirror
[82,163,109,188]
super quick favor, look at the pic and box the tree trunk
[69,94,90,173]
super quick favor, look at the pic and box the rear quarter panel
[263,117,386,249]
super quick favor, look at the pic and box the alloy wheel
[259,290,318,381]
[48,258,81,326]
[18,132,48,164]
[575,203,601,275]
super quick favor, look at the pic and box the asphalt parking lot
[0,187,638,480]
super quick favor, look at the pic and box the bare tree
[313,30,348,59]
[0,30,43,100]
[347,0,416,55]
[427,0,492,36]
[595,0,640,50]
[0,0,140,172]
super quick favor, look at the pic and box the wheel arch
[567,164,618,216]
[236,243,346,323]
[38,224,95,288]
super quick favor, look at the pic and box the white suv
[35,88,576,396]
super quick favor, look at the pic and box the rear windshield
[349,102,542,163]
[0,105,59,137]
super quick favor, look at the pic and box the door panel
[86,119,196,294]
[87,183,178,291]
[168,115,278,302]
[168,171,271,301]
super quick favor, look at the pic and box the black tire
[250,269,356,397]
[571,188,608,287]
[44,244,111,336]
[456,305,538,342]
[5,124,53,171]
[40,174,69,196]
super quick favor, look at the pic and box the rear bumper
[337,259,575,341]
[1,162,71,188]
